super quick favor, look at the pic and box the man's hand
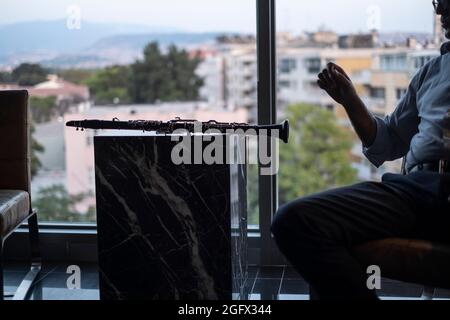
[317,62,358,106]
[317,62,377,148]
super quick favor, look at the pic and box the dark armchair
[0,90,41,300]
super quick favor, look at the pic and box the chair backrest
[0,90,31,195]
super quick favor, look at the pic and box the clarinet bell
[280,120,290,144]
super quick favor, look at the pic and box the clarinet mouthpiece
[66,121,78,128]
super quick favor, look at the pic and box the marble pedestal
[94,134,248,300]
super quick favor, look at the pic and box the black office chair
[351,109,450,300]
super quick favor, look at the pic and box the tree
[12,63,48,86]
[129,42,203,103]
[57,69,96,85]
[84,43,204,105]
[163,44,204,101]
[29,96,57,123]
[129,42,168,103]
[0,71,12,83]
[31,123,44,178]
[33,185,96,222]
[85,65,131,105]
[278,103,358,204]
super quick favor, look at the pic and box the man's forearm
[342,95,377,148]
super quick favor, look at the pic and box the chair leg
[27,212,41,267]
[421,287,435,300]
[0,238,16,299]
[12,212,42,300]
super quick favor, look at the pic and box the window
[275,0,438,235]
[1,0,257,224]
[274,0,443,299]
[370,87,386,99]
[279,58,297,73]
[380,54,408,71]
[305,58,321,74]
[279,80,296,89]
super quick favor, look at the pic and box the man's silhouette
[272,0,450,300]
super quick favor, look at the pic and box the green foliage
[29,96,58,123]
[129,42,203,103]
[0,71,12,83]
[278,103,358,204]
[163,44,204,101]
[30,123,44,178]
[247,164,260,226]
[129,43,164,103]
[12,63,48,86]
[85,65,131,105]
[245,104,357,224]
[56,69,96,85]
[79,43,204,105]
[33,185,96,222]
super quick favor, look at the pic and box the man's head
[434,0,450,39]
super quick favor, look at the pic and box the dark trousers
[271,172,450,300]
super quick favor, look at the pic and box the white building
[196,51,226,108]
[196,44,258,121]
[196,36,442,181]
[64,102,249,212]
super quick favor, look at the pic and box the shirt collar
[441,42,450,55]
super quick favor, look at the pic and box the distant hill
[39,54,115,69]
[84,33,219,64]
[88,33,220,52]
[0,20,220,68]
[0,20,180,55]
[37,33,220,69]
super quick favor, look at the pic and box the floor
[4,262,99,300]
[3,262,450,300]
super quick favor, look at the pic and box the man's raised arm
[317,62,377,148]
[318,62,420,168]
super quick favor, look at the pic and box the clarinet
[66,117,290,143]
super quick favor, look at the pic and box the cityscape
[0,6,445,223]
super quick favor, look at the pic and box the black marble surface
[94,134,248,300]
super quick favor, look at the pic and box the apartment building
[196,43,258,121]
[277,47,377,179]
[197,36,442,181]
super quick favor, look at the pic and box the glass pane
[277,0,439,206]
[276,0,440,298]
[0,0,257,224]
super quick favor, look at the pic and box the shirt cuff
[362,116,390,168]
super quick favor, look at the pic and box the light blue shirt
[364,42,450,171]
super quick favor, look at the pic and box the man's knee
[271,199,315,241]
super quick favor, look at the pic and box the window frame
[257,0,286,266]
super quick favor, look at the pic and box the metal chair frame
[0,208,41,300]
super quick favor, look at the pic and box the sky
[1,0,436,34]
